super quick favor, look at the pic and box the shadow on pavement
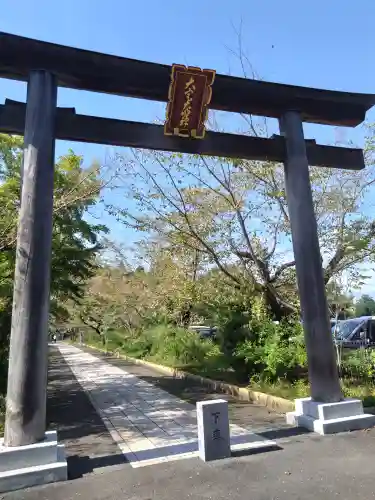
[68,453,127,479]
[47,347,128,479]
[258,426,311,440]
[231,443,282,458]
[48,349,109,441]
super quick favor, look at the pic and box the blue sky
[1,0,375,289]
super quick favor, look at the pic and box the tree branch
[269,260,296,283]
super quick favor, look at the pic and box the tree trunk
[180,304,193,327]
[264,287,296,320]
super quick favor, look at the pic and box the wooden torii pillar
[4,71,57,447]
[279,111,342,404]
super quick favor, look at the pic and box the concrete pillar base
[287,397,375,435]
[0,430,67,493]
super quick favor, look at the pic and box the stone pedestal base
[287,397,375,435]
[0,430,67,493]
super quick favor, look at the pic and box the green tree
[0,133,108,344]
[355,294,375,317]
[326,280,354,317]
[108,125,375,319]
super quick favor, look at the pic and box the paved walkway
[57,343,276,468]
[77,345,289,433]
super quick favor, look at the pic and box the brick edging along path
[75,343,294,414]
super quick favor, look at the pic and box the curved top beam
[0,32,374,127]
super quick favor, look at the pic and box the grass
[248,379,310,400]
[248,378,375,408]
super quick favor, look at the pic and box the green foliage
[355,294,375,317]
[82,324,233,381]
[0,135,107,322]
[50,152,108,309]
[342,349,375,381]
[139,324,214,367]
[234,316,307,383]
[106,123,375,321]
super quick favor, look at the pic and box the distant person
[52,334,57,343]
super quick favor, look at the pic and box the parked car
[188,325,217,339]
[332,316,375,349]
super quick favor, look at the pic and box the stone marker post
[197,399,231,461]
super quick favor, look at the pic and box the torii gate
[0,31,374,491]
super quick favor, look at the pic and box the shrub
[141,324,213,367]
[341,349,375,382]
[234,317,307,383]
[121,331,153,359]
